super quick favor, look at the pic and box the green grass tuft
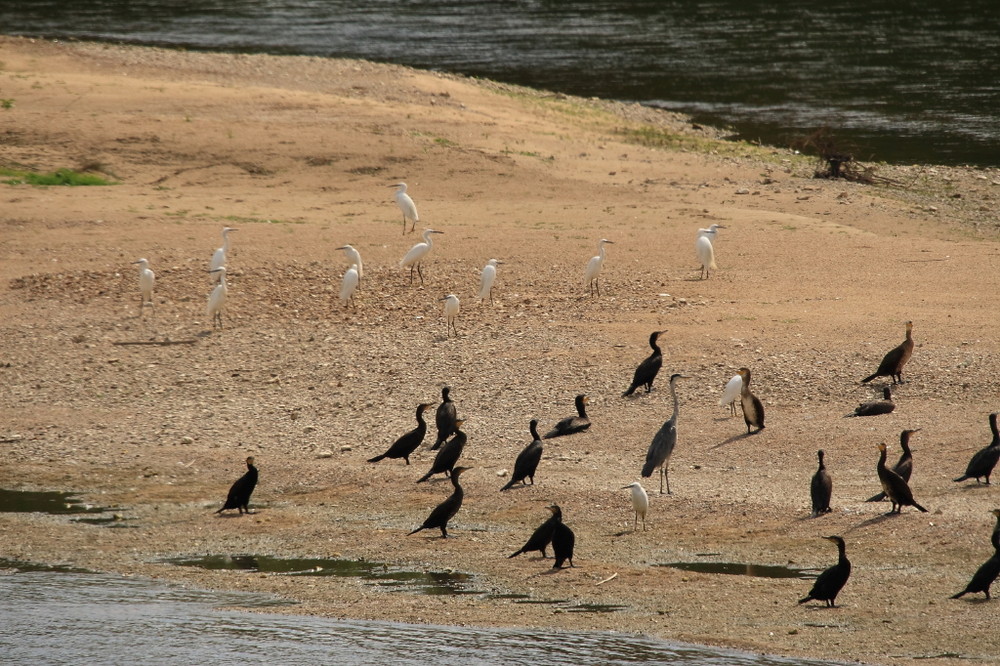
[0,167,115,186]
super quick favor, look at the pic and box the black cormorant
[861,320,914,384]
[543,394,590,439]
[738,367,765,434]
[622,330,666,397]
[954,413,1000,485]
[847,387,895,417]
[798,536,851,607]
[810,450,832,517]
[417,419,467,483]
[367,403,434,465]
[641,373,688,495]
[551,509,575,569]
[408,466,472,538]
[951,509,1000,600]
[876,442,928,514]
[216,456,258,515]
[867,429,918,502]
[501,420,543,491]
[508,504,560,559]
[431,386,458,450]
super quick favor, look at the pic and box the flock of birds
[127,182,999,602]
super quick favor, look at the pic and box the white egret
[698,223,726,241]
[132,258,155,316]
[400,228,443,285]
[584,238,614,296]
[340,264,360,309]
[207,266,228,329]
[211,227,237,281]
[441,294,460,336]
[335,244,363,281]
[391,182,419,234]
[477,258,501,304]
[622,481,649,532]
[641,374,689,494]
[719,373,742,416]
[695,235,717,279]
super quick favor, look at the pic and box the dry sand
[2,36,1000,665]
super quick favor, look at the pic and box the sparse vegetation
[0,167,115,186]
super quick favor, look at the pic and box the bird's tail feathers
[953,475,970,482]
[914,502,929,513]
[797,596,813,605]
[507,550,523,559]
[950,590,967,599]
[865,492,887,502]
[367,454,386,463]
[407,527,423,536]
[640,462,655,478]
[861,373,879,383]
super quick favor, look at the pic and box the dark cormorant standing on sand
[508,504,561,559]
[951,509,1000,600]
[954,413,1000,485]
[501,420,543,491]
[417,419,467,483]
[543,394,590,439]
[847,387,895,417]
[431,386,458,450]
[641,374,689,495]
[216,456,258,515]
[861,320,914,384]
[867,429,919,502]
[799,536,851,607]
[810,450,832,517]
[738,367,765,434]
[551,508,575,569]
[622,330,666,397]
[876,442,928,514]
[408,466,472,538]
[367,403,434,465]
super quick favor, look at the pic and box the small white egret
[697,223,727,241]
[400,229,444,285]
[719,374,743,416]
[340,264,360,309]
[477,258,501,304]
[584,238,614,296]
[441,294,460,336]
[695,234,717,279]
[132,258,155,316]
[391,182,419,234]
[622,481,649,532]
[211,227,237,281]
[207,266,228,329]
[335,244,363,281]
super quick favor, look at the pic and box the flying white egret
[622,481,649,532]
[340,264,360,309]
[695,235,717,279]
[584,238,614,296]
[719,374,742,416]
[477,258,501,304]
[441,294,460,336]
[698,223,727,241]
[211,227,237,281]
[207,266,228,329]
[132,258,155,316]
[391,182,419,234]
[335,244,363,281]
[400,229,444,285]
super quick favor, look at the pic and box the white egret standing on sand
[400,229,444,285]
[641,373,689,494]
[391,182,419,234]
[622,481,649,532]
[207,266,228,329]
[584,238,614,296]
[340,264,360,309]
[477,259,501,304]
[695,235,717,279]
[698,223,726,241]
[335,244,363,282]
[441,294,460,336]
[132,258,155,317]
[211,227,237,281]
[719,374,742,416]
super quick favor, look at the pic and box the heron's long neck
[597,244,606,260]
[669,381,679,423]
[424,232,434,247]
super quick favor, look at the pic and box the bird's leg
[440,527,449,538]
[402,216,406,235]
[408,265,415,285]
[665,467,672,495]
[659,467,665,495]
[417,263,424,285]
[596,277,601,297]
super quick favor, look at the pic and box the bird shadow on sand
[711,431,762,449]
[214,510,261,519]
[849,513,901,530]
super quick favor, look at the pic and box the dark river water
[0,571,845,665]
[1,1,998,167]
